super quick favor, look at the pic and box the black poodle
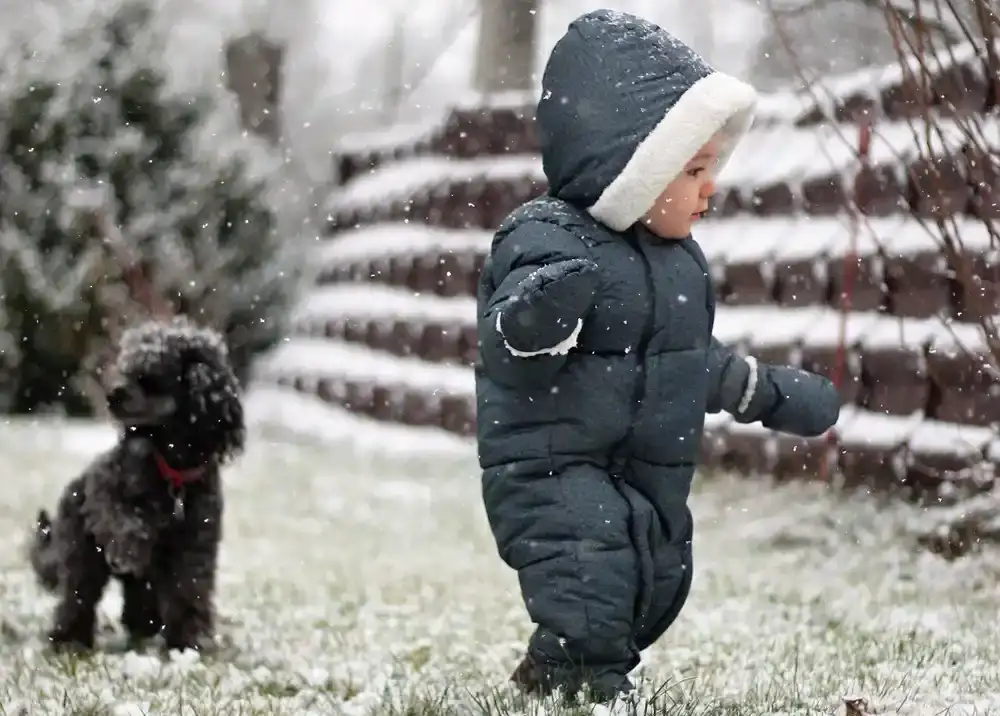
[28,315,245,652]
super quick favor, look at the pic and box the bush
[0,1,304,415]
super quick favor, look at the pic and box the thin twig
[766,0,1000,469]
[764,0,966,42]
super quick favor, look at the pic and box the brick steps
[790,43,995,127]
[326,155,544,233]
[702,407,997,501]
[289,46,1000,498]
[258,351,997,501]
[288,282,999,427]
[329,41,995,186]
[254,338,477,437]
[334,99,538,187]
[315,218,1000,324]
[326,116,1000,231]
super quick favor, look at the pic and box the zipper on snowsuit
[607,229,658,633]
[609,229,656,474]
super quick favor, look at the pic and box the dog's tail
[28,509,59,593]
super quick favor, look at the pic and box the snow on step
[835,406,925,449]
[325,154,541,215]
[245,384,473,459]
[697,214,994,264]
[316,224,490,265]
[315,214,990,272]
[907,417,999,459]
[452,87,537,111]
[324,116,1000,216]
[295,284,473,325]
[807,39,984,113]
[838,405,998,457]
[708,404,998,457]
[748,90,812,125]
[331,91,539,161]
[292,282,989,354]
[334,115,446,157]
[723,114,999,187]
[256,370,997,473]
[750,39,986,127]
[714,304,986,352]
[256,333,997,461]
[257,333,988,453]
[255,337,473,395]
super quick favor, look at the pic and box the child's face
[640,136,721,239]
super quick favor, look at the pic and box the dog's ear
[178,332,230,369]
[179,345,231,387]
[183,359,217,394]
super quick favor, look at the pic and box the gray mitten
[498,258,600,354]
[753,364,841,437]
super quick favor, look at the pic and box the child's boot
[509,651,636,706]
[509,652,544,694]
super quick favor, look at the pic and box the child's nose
[699,179,716,198]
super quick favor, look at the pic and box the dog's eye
[137,375,166,394]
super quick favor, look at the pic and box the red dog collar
[154,451,207,490]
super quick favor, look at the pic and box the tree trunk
[689,0,717,63]
[381,15,407,124]
[224,33,284,145]
[473,0,538,94]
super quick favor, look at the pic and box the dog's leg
[157,555,217,653]
[48,531,109,651]
[157,491,222,653]
[121,575,163,647]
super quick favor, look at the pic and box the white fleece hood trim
[586,71,758,232]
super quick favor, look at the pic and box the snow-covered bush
[0,1,303,415]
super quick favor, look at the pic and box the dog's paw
[46,629,94,653]
[162,633,218,658]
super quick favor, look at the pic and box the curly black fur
[28,316,245,652]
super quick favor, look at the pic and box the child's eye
[686,168,705,178]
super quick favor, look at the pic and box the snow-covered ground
[2,397,999,715]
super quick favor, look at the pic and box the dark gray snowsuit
[474,9,841,701]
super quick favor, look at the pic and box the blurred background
[0,0,986,433]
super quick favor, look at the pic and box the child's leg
[634,510,694,652]
[482,460,640,700]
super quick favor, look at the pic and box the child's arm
[706,338,840,436]
[478,222,598,388]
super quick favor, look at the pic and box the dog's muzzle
[107,384,176,425]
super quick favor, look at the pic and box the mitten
[737,362,840,437]
[497,258,600,355]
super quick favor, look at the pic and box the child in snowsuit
[474,9,841,704]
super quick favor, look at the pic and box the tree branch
[764,0,967,43]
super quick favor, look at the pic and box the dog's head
[107,315,246,466]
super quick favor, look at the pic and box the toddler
[474,8,840,705]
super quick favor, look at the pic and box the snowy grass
[1,414,1000,715]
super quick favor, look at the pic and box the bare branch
[764,0,1000,492]
[766,0,844,17]
[763,0,967,43]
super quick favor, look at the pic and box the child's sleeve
[478,222,598,388]
[706,337,841,437]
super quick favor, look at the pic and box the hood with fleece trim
[536,9,758,232]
